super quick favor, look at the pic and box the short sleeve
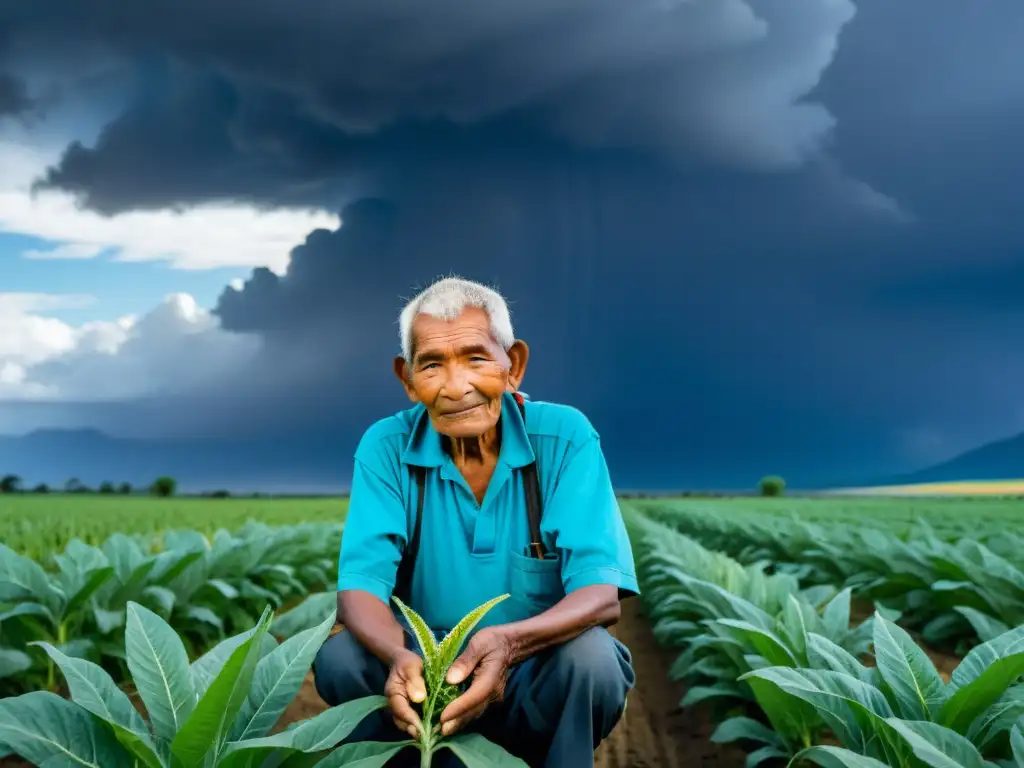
[543,429,639,597]
[337,451,408,604]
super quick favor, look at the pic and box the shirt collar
[401,392,535,469]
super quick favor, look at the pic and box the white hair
[399,276,515,361]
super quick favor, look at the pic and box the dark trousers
[312,627,634,767]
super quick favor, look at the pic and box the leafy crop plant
[0,601,397,767]
[391,593,530,768]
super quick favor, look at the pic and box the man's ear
[505,340,529,393]
[393,356,418,402]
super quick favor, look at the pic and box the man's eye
[470,356,488,362]
[422,363,439,370]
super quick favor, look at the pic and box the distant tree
[150,476,177,498]
[117,482,132,495]
[98,481,115,494]
[208,489,231,499]
[32,483,49,494]
[759,475,786,497]
[65,478,84,494]
[0,474,21,494]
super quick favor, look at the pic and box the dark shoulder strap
[515,396,547,559]
[393,464,426,601]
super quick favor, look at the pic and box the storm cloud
[1,0,1023,486]
[13,0,862,212]
[0,73,31,116]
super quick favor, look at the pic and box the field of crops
[0,495,348,560]
[1,494,1023,766]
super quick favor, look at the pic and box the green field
[3,493,1024,766]
[0,494,348,560]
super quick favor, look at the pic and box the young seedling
[391,593,529,768]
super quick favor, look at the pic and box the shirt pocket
[509,550,565,614]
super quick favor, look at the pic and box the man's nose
[440,366,473,398]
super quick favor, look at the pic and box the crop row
[627,511,1024,767]
[631,496,1024,540]
[639,501,1024,649]
[0,521,341,695]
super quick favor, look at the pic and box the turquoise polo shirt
[337,392,639,633]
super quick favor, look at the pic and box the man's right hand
[384,648,427,738]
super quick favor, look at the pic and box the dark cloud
[0,73,31,116]
[6,0,860,211]
[203,162,989,482]
[3,0,1024,484]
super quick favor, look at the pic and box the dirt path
[594,599,745,768]
[1,601,745,767]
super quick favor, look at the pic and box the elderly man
[313,277,638,767]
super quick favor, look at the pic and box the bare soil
[593,599,746,768]
[1,603,748,767]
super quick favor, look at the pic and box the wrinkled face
[394,307,527,438]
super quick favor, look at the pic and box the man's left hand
[438,627,515,736]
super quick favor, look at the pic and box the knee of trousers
[548,627,633,714]
[312,630,380,707]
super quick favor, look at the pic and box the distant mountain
[0,423,903,495]
[0,428,353,494]
[856,430,1024,488]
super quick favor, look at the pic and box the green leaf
[886,718,988,768]
[271,592,336,639]
[952,607,1010,644]
[777,594,813,657]
[0,543,52,603]
[223,696,390,756]
[951,624,1024,689]
[805,633,868,680]
[742,667,896,755]
[1010,725,1024,768]
[679,684,745,707]
[439,732,530,767]
[965,685,1024,747]
[231,609,337,741]
[32,642,163,768]
[940,625,1024,733]
[171,606,273,766]
[64,566,115,616]
[744,745,788,767]
[125,600,198,741]
[709,716,782,747]
[713,619,798,667]
[737,673,819,754]
[0,647,32,678]
[872,613,946,719]
[191,625,262,694]
[311,741,413,767]
[392,594,439,664]
[141,585,176,617]
[186,605,223,631]
[436,594,510,671]
[821,587,853,638]
[0,690,130,767]
[794,745,892,768]
[0,601,55,625]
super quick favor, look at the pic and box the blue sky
[1,232,243,320]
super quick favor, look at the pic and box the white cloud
[23,242,106,260]
[0,292,259,401]
[0,140,339,272]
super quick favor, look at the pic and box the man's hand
[439,627,515,736]
[384,649,427,738]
